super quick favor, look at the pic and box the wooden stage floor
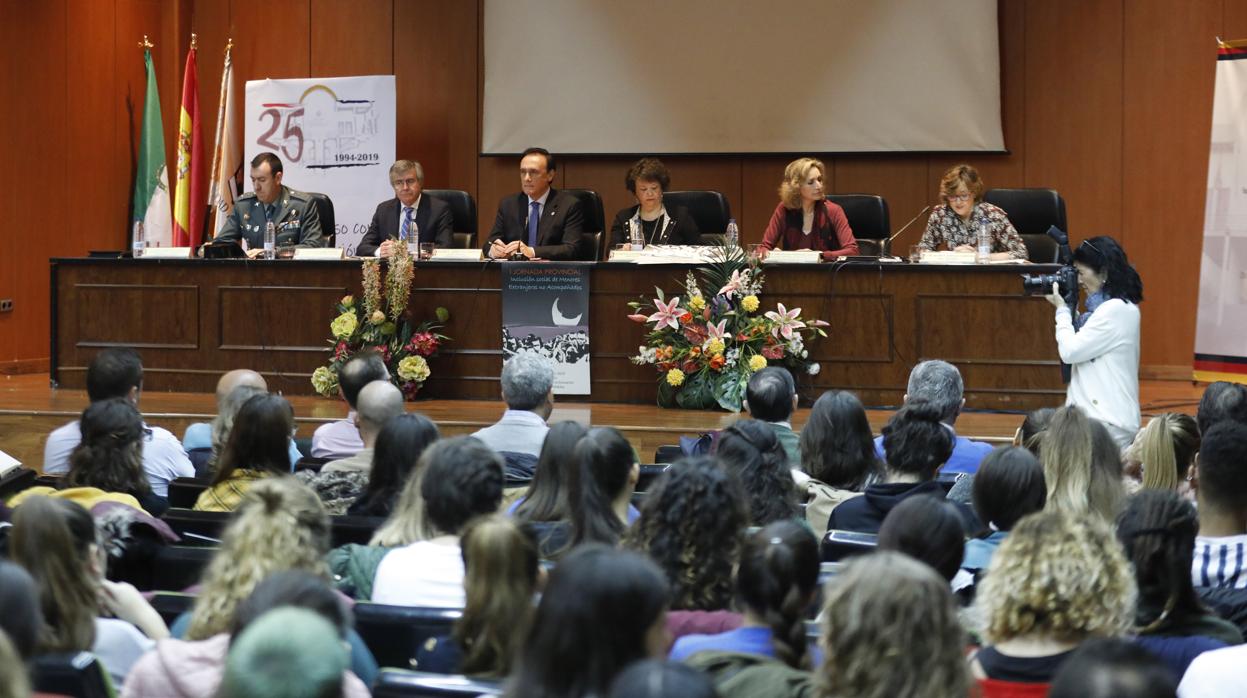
[0,373,1207,473]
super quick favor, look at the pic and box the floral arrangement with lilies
[628,246,828,410]
[312,245,450,400]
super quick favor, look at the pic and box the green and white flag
[132,48,173,247]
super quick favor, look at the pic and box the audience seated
[608,660,717,698]
[215,607,352,698]
[819,552,968,698]
[948,406,1054,506]
[193,393,295,512]
[1189,421,1247,636]
[68,398,168,516]
[1122,413,1199,497]
[472,353,555,480]
[873,360,993,475]
[797,390,879,534]
[347,412,439,518]
[972,511,1134,693]
[1196,380,1247,435]
[44,347,193,498]
[715,419,801,527]
[10,496,169,688]
[122,570,370,698]
[743,367,801,464]
[505,545,670,698]
[371,436,504,607]
[1039,405,1126,522]
[877,495,966,585]
[564,427,640,553]
[673,520,818,673]
[828,400,978,535]
[625,456,748,637]
[510,420,588,520]
[312,351,388,460]
[1049,638,1177,698]
[416,515,539,677]
[182,370,299,475]
[1117,489,1240,679]
[962,447,1046,577]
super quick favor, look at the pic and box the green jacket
[327,543,393,601]
[764,422,802,466]
[683,651,814,698]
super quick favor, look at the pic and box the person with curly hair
[715,419,801,527]
[674,521,819,675]
[818,552,968,698]
[972,511,1136,692]
[1039,405,1126,522]
[797,390,879,534]
[757,157,858,260]
[1117,489,1240,678]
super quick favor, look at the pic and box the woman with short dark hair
[608,158,701,248]
[962,447,1046,576]
[918,164,1026,261]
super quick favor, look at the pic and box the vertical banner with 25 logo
[244,76,396,255]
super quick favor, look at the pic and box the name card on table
[141,247,194,259]
[919,251,977,265]
[293,248,346,260]
[431,249,483,261]
[761,250,821,264]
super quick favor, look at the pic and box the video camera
[1021,225,1078,310]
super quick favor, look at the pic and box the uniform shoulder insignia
[288,189,311,201]
[238,191,257,201]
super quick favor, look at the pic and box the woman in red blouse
[758,158,858,260]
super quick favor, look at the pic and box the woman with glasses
[1046,235,1143,448]
[918,164,1027,260]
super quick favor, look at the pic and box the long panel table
[50,258,1066,410]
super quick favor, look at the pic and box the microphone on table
[886,205,932,249]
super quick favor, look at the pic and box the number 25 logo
[257,107,305,163]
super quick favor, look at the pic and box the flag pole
[206,37,234,238]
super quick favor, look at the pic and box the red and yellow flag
[172,42,205,247]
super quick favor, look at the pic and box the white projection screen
[482,0,1004,154]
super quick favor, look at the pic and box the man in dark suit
[486,147,588,261]
[357,160,454,257]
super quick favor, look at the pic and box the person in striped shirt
[1191,421,1247,635]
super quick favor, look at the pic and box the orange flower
[689,346,702,357]
[709,354,727,371]
[680,311,694,323]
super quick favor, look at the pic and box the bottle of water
[976,217,991,264]
[725,219,740,248]
[629,219,644,251]
[131,221,145,258]
[408,221,420,257]
[264,222,276,260]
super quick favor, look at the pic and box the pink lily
[647,297,683,331]
[627,314,650,323]
[705,319,728,341]
[765,303,806,340]
[717,269,745,299]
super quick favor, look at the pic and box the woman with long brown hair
[193,393,295,512]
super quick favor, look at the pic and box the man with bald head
[182,368,302,476]
[321,380,406,474]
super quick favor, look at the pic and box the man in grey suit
[485,147,588,261]
[214,152,325,255]
[357,159,454,257]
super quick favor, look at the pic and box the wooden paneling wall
[3,0,1247,377]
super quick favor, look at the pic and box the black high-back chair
[826,194,891,256]
[663,190,732,243]
[562,188,605,260]
[819,529,879,562]
[982,188,1067,263]
[353,603,462,670]
[372,671,503,697]
[308,192,336,247]
[423,189,478,249]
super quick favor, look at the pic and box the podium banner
[1196,42,1247,383]
[244,76,395,255]
[501,263,591,395]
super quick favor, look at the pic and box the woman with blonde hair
[417,514,540,677]
[972,511,1136,693]
[918,164,1027,260]
[817,552,968,698]
[1039,405,1125,522]
[1123,413,1199,496]
[758,158,858,260]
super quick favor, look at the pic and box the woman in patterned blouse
[919,164,1028,261]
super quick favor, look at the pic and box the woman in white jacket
[1047,236,1144,449]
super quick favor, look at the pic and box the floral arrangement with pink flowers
[313,246,450,400]
[627,245,828,411]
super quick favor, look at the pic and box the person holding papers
[357,160,454,257]
[214,153,325,255]
[486,148,589,261]
[758,157,858,260]
[607,158,700,248]
[918,164,1027,261]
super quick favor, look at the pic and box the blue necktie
[527,201,540,248]
[400,207,413,241]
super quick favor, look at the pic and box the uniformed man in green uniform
[214,152,326,256]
